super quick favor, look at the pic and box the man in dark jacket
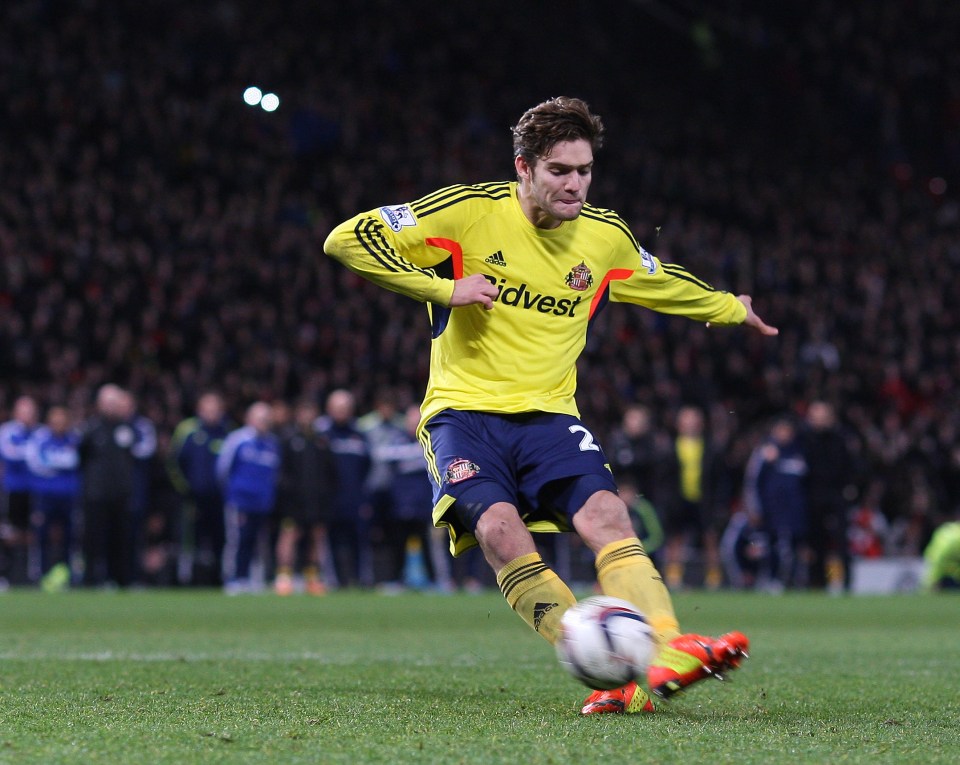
[742,416,810,591]
[801,401,859,592]
[168,391,230,586]
[79,384,137,587]
[316,389,372,588]
[273,399,337,595]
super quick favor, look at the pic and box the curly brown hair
[511,96,605,165]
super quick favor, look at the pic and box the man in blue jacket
[742,416,810,591]
[168,391,231,586]
[0,395,39,586]
[217,401,281,594]
[25,405,81,588]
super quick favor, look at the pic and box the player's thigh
[512,414,617,514]
[420,411,519,529]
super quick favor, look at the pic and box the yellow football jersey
[323,181,746,425]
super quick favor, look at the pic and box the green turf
[0,589,957,764]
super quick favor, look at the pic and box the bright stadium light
[260,92,280,112]
[243,86,263,106]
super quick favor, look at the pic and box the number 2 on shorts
[568,424,600,452]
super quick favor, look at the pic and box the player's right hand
[450,273,498,310]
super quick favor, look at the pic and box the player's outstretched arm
[450,273,498,310]
[734,295,778,336]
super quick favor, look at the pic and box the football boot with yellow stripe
[647,631,749,699]
[580,681,655,715]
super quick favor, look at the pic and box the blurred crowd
[0,385,488,593]
[2,1,960,591]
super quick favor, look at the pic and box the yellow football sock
[705,565,723,590]
[665,561,685,589]
[496,552,576,645]
[826,556,845,590]
[596,537,681,649]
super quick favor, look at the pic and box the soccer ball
[555,596,654,690]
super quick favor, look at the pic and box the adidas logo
[484,250,507,267]
[533,601,559,631]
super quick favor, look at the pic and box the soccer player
[324,96,778,713]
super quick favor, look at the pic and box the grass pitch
[0,589,957,764]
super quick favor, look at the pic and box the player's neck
[516,182,563,230]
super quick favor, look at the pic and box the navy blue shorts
[419,411,617,555]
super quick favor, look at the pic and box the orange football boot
[580,681,656,715]
[647,631,749,699]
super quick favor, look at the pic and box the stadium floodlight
[260,93,280,112]
[243,86,263,106]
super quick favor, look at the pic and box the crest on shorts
[564,261,593,291]
[445,458,480,484]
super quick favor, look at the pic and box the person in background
[25,405,81,590]
[217,401,281,594]
[78,384,138,588]
[606,404,667,570]
[168,391,230,586]
[847,479,889,559]
[660,405,724,590]
[922,517,960,590]
[742,416,810,592]
[376,404,453,592]
[273,398,337,596]
[316,389,373,589]
[121,390,157,586]
[358,388,405,565]
[719,509,770,590]
[608,404,662,502]
[0,395,40,587]
[801,400,859,593]
[617,480,665,560]
[139,430,180,587]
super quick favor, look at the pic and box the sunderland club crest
[445,458,480,484]
[564,261,594,291]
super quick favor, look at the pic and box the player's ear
[515,154,532,182]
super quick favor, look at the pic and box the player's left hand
[735,294,779,336]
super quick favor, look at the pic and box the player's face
[516,139,593,228]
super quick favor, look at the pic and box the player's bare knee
[572,490,634,552]
[475,503,536,569]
